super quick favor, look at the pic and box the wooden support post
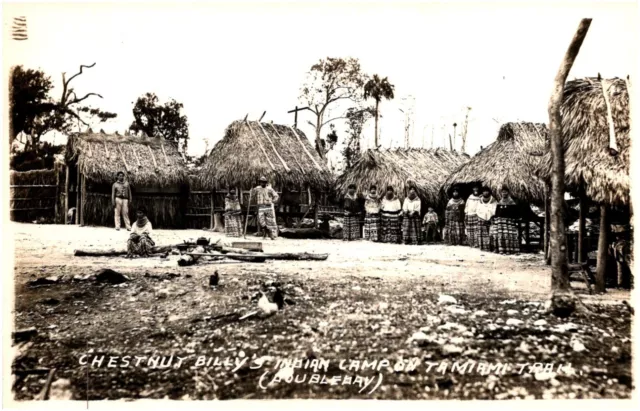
[210,191,215,230]
[578,191,586,263]
[595,204,608,293]
[544,190,551,265]
[313,190,320,228]
[75,169,81,225]
[64,166,70,225]
[80,174,86,226]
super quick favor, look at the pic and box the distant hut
[443,122,549,252]
[197,120,334,228]
[536,77,631,287]
[336,148,470,211]
[65,130,188,228]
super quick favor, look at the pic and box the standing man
[253,176,280,239]
[112,171,132,231]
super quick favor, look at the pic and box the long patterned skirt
[477,218,492,251]
[444,218,465,245]
[258,206,278,239]
[127,233,155,257]
[224,214,243,237]
[403,215,421,245]
[380,213,402,244]
[465,214,479,247]
[490,217,520,254]
[343,214,361,241]
[363,213,380,242]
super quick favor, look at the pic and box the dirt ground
[9,222,634,400]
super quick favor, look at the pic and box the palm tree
[364,75,395,148]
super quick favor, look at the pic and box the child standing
[422,207,439,244]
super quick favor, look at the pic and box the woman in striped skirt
[465,185,482,247]
[380,186,402,243]
[363,185,381,242]
[490,186,520,254]
[343,184,361,241]
[444,187,466,245]
[224,189,243,237]
[402,187,422,245]
[475,187,497,251]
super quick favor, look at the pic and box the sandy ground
[10,222,629,302]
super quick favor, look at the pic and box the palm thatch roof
[335,148,470,205]
[537,77,630,205]
[198,120,333,190]
[66,130,188,186]
[443,122,549,204]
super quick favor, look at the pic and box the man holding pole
[253,176,280,240]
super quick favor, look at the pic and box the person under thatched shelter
[112,171,132,231]
[65,130,188,228]
[476,187,497,251]
[336,148,470,211]
[127,206,155,258]
[422,207,439,243]
[253,176,280,240]
[197,120,333,230]
[224,189,243,237]
[402,187,422,245]
[490,186,520,254]
[343,184,361,241]
[444,187,465,245]
[363,185,381,242]
[464,185,482,247]
[380,186,402,243]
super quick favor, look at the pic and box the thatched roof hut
[443,122,549,204]
[536,77,630,205]
[198,120,333,191]
[335,148,470,206]
[66,130,188,186]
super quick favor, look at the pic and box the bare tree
[548,18,592,314]
[461,106,472,153]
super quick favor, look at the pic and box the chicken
[209,271,219,287]
[258,291,279,316]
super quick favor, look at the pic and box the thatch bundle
[335,148,470,206]
[66,131,188,186]
[536,77,630,205]
[198,120,333,191]
[443,122,549,204]
[10,169,57,186]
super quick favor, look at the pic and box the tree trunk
[315,117,325,159]
[374,99,380,148]
[544,188,550,264]
[548,18,592,292]
[595,204,608,293]
[578,191,586,263]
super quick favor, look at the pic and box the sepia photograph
[2,0,637,405]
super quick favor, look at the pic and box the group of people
[223,176,280,240]
[341,183,522,254]
[444,184,521,254]
[342,184,440,245]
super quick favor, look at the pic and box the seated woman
[224,189,243,237]
[127,206,155,258]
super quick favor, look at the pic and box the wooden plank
[10,207,56,211]
[64,166,69,225]
[10,197,57,201]
[269,123,304,173]
[160,142,169,164]
[116,143,130,172]
[246,122,276,171]
[210,191,215,230]
[147,145,158,168]
[76,170,81,225]
[9,185,57,188]
[191,191,210,194]
[257,122,290,171]
[185,213,213,217]
[80,173,86,226]
[54,168,60,223]
[289,126,323,171]
[600,79,618,151]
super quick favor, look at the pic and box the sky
[3,1,638,168]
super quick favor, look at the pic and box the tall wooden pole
[578,191,587,263]
[75,169,81,225]
[595,204,608,293]
[80,174,86,226]
[64,166,69,225]
[543,188,550,264]
[548,18,592,291]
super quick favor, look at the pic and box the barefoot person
[444,187,465,245]
[253,176,279,240]
[112,171,132,231]
[490,186,520,254]
[363,185,381,242]
[476,187,497,251]
[402,187,422,245]
[343,184,361,241]
[380,186,402,243]
[465,185,482,247]
[127,206,155,257]
[224,188,243,237]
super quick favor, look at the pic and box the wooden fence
[10,169,64,223]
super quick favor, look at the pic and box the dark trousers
[423,224,439,243]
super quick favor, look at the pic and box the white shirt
[476,197,497,221]
[381,197,402,213]
[403,197,421,214]
[465,194,481,215]
[131,220,153,235]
